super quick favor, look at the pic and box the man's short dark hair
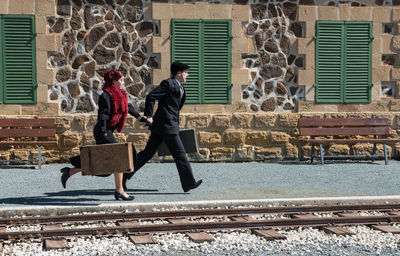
[171,61,189,77]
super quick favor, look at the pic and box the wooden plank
[168,218,190,224]
[230,216,255,222]
[252,229,286,240]
[42,224,62,231]
[186,232,215,243]
[322,226,355,236]
[129,234,158,244]
[0,141,57,146]
[337,212,359,218]
[0,128,56,138]
[299,127,389,136]
[301,139,400,144]
[371,225,400,234]
[44,239,69,250]
[116,221,139,227]
[0,119,55,128]
[298,118,388,127]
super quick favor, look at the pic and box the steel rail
[1,203,400,226]
[1,215,400,241]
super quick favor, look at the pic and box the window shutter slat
[1,15,36,104]
[344,22,371,103]
[203,20,231,104]
[172,20,201,104]
[316,21,343,103]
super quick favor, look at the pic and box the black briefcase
[158,128,198,156]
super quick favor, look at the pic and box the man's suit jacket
[144,78,185,135]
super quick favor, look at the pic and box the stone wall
[1,112,399,164]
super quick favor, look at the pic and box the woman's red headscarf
[102,70,128,132]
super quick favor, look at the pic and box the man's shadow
[0,189,187,206]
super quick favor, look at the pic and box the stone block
[212,115,231,130]
[195,2,208,19]
[246,131,268,145]
[297,38,314,55]
[0,0,7,14]
[392,67,400,80]
[305,52,315,70]
[339,4,350,21]
[127,133,149,147]
[269,131,290,143]
[223,130,245,145]
[285,143,299,160]
[305,21,315,38]
[231,69,249,85]
[82,132,95,146]
[22,102,59,116]
[152,3,172,20]
[254,147,282,161]
[198,131,222,146]
[55,116,72,133]
[232,4,249,22]
[152,37,170,54]
[37,35,61,52]
[208,4,231,19]
[373,7,391,22]
[234,146,254,161]
[372,54,381,69]
[318,6,339,21]
[231,84,242,103]
[298,5,317,22]
[253,113,276,128]
[373,22,382,40]
[180,105,196,113]
[210,147,234,158]
[232,113,253,128]
[381,34,393,54]
[152,69,169,86]
[71,116,86,131]
[232,21,244,38]
[232,52,243,69]
[36,50,48,69]
[390,99,400,111]
[278,113,298,128]
[372,66,389,82]
[172,3,195,19]
[59,132,81,147]
[37,69,55,84]
[304,85,315,102]
[9,0,34,14]
[232,38,250,54]
[37,84,48,103]
[372,38,382,53]
[159,19,171,37]
[297,69,315,86]
[195,105,224,113]
[35,0,56,16]
[350,7,372,21]
[393,7,400,22]
[396,81,400,98]
[0,105,21,115]
[185,114,211,128]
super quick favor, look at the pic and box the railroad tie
[230,215,255,222]
[371,225,400,234]
[128,234,158,245]
[186,232,215,243]
[116,221,139,227]
[42,224,63,231]
[168,218,190,224]
[321,226,355,236]
[387,211,400,216]
[252,229,286,240]
[291,213,315,219]
[43,239,69,250]
[337,212,359,218]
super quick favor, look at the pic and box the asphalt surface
[0,160,399,208]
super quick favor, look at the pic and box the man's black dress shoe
[60,167,70,189]
[183,179,202,192]
[114,191,134,201]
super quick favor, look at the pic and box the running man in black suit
[123,61,202,192]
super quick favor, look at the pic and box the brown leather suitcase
[80,143,134,176]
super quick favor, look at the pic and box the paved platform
[0,161,400,215]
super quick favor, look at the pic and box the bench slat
[298,118,388,127]
[0,129,56,138]
[0,141,57,146]
[0,119,55,128]
[299,127,389,136]
[300,139,400,143]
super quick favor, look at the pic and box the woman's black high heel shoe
[60,167,70,189]
[114,191,134,201]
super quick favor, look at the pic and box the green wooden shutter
[315,21,343,103]
[344,22,372,103]
[0,15,36,104]
[172,19,231,104]
[171,19,201,104]
[203,20,231,104]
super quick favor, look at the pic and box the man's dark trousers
[134,130,196,190]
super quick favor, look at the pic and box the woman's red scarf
[102,83,128,132]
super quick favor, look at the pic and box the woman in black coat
[60,69,144,200]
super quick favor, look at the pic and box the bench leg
[38,145,42,169]
[311,144,315,163]
[384,143,388,165]
[319,143,324,165]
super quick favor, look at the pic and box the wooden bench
[298,118,400,165]
[0,118,57,169]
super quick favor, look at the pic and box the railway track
[2,203,400,250]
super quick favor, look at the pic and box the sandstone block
[297,38,314,55]
[393,7,400,22]
[223,130,245,145]
[350,7,372,21]
[373,22,382,40]
[234,146,254,161]
[212,115,231,130]
[127,133,149,147]
[85,115,97,131]
[253,113,276,128]
[232,5,249,22]
[208,4,231,19]
[71,116,86,131]
[305,21,315,38]
[285,143,299,160]
[232,21,243,38]
[298,5,317,22]
[198,131,222,146]
[35,0,56,16]
[210,147,234,157]
[59,132,81,147]
[172,4,195,19]
[246,131,268,145]
[113,133,127,143]
[392,67,400,80]
[297,69,315,86]
[0,1,7,14]
[185,114,211,128]
[373,7,391,22]
[270,131,290,143]
[232,38,250,54]
[327,144,350,156]
[152,3,172,20]
[278,113,298,127]
[21,103,59,116]
[12,150,30,160]
[232,113,253,128]
[318,6,339,21]
[55,116,72,133]
[254,147,282,161]
[195,2,208,19]
[9,0,34,14]
[339,4,350,21]
[82,132,95,146]
[382,34,394,54]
